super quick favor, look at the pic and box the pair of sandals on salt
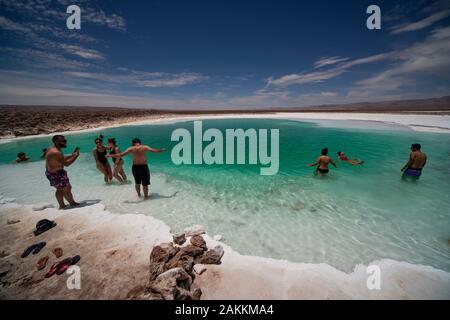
[21,219,81,278]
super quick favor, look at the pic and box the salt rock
[150,267,192,300]
[190,235,207,250]
[191,284,202,300]
[165,250,194,273]
[182,245,204,258]
[213,235,223,241]
[184,225,205,237]
[173,233,186,245]
[195,245,224,265]
[149,243,180,281]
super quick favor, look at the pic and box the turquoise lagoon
[0,118,449,272]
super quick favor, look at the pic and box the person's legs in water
[46,169,73,209]
[62,186,79,206]
[55,189,66,209]
[118,162,127,181]
[105,163,113,182]
[96,162,109,183]
[135,184,141,197]
[141,165,151,199]
[347,159,364,165]
[112,164,124,183]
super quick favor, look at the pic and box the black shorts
[132,164,150,186]
[317,167,329,174]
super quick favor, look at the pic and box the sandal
[52,247,63,258]
[32,242,46,255]
[37,256,49,270]
[56,255,81,275]
[45,261,61,278]
[21,242,46,258]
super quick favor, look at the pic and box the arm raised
[144,146,166,153]
[106,147,132,158]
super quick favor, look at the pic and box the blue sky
[1,0,450,109]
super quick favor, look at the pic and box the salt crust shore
[1,112,449,145]
[0,202,449,300]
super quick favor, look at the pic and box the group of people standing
[93,135,127,183]
[44,134,165,209]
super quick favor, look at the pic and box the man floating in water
[106,138,165,199]
[401,143,427,179]
[337,151,364,165]
[307,148,337,175]
[45,135,80,209]
[15,152,30,163]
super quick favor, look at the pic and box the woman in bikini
[93,136,112,183]
[107,138,127,183]
[307,148,337,175]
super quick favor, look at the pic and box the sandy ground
[0,202,449,300]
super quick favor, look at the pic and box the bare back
[410,151,427,169]
[45,146,64,172]
[317,155,332,169]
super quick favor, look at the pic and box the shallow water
[0,118,449,272]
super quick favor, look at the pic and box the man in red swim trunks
[45,135,80,209]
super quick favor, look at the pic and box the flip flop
[32,242,46,254]
[56,255,81,275]
[52,247,63,258]
[33,219,57,236]
[37,256,49,270]
[56,258,73,275]
[21,244,38,258]
[45,261,61,278]
[70,255,81,265]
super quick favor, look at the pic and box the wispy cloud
[390,10,450,34]
[314,56,349,69]
[267,53,390,87]
[356,26,450,92]
[0,47,92,69]
[59,44,105,60]
[0,16,30,33]
[0,0,127,30]
[65,70,208,88]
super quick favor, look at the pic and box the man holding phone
[45,135,80,209]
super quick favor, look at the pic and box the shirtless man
[106,138,165,198]
[401,143,427,179]
[45,135,80,209]
[307,148,337,175]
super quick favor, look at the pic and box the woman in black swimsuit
[107,138,127,183]
[93,137,112,183]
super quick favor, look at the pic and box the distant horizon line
[1,95,449,112]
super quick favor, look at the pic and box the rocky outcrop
[140,232,224,300]
[195,245,224,265]
[190,235,207,250]
[173,233,186,245]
